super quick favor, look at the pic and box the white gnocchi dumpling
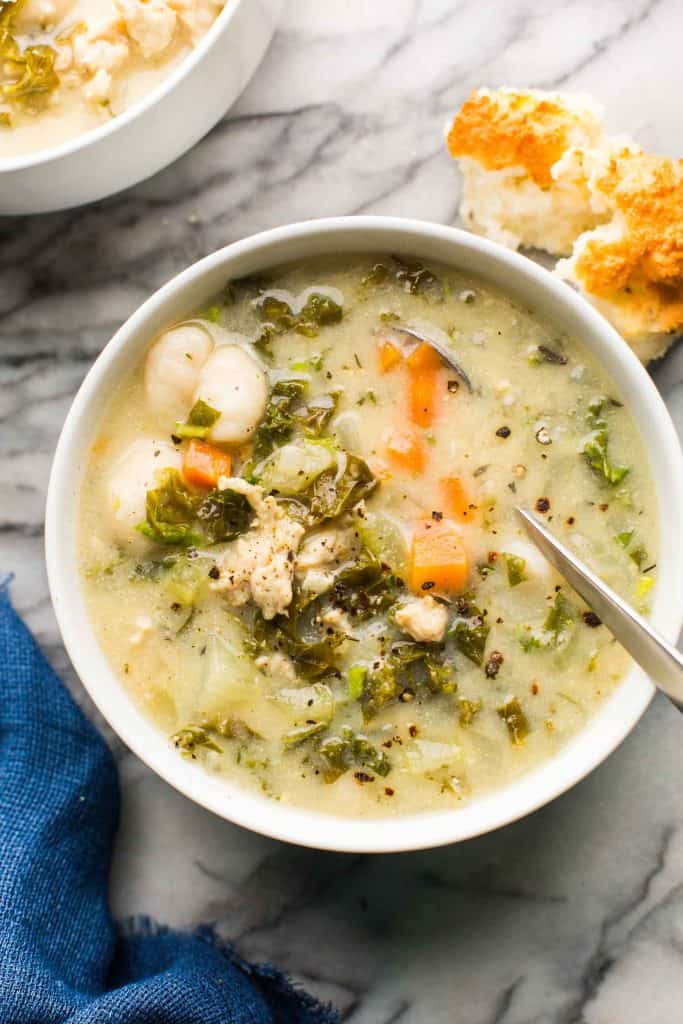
[144,322,214,425]
[106,438,181,553]
[193,345,268,444]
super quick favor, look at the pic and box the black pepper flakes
[583,611,602,628]
[485,651,504,679]
[535,497,550,513]
[354,772,374,784]
[421,581,435,591]
[408,724,418,738]
[447,379,459,394]
[496,426,511,438]
[208,566,220,580]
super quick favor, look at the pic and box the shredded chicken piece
[395,596,448,644]
[296,526,360,574]
[211,494,305,620]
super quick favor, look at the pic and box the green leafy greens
[174,399,221,439]
[0,1,60,119]
[312,726,391,782]
[519,590,577,651]
[254,292,343,354]
[361,642,456,719]
[137,469,253,547]
[448,596,490,667]
[497,697,529,745]
[581,397,629,486]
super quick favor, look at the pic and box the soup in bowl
[46,218,683,851]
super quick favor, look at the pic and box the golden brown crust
[574,153,683,337]
[447,89,580,188]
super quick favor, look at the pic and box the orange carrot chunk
[378,340,403,373]
[409,517,469,593]
[384,425,427,474]
[182,439,232,490]
[440,477,475,521]
[406,342,443,373]
[409,370,439,427]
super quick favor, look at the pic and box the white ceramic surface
[0,0,282,215]
[45,216,683,853]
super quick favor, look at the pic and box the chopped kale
[283,722,328,750]
[497,697,529,744]
[137,469,202,547]
[347,664,367,700]
[172,725,222,757]
[361,643,455,719]
[448,596,490,666]
[195,486,254,543]
[174,399,221,439]
[0,3,59,115]
[298,292,343,329]
[294,392,339,436]
[137,469,253,547]
[629,544,649,570]
[253,292,342,353]
[214,717,262,742]
[330,547,400,621]
[253,378,308,460]
[458,697,482,727]
[245,608,346,682]
[392,256,444,300]
[582,397,629,486]
[361,263,390,287]
[502,553,527,587]
[519,590,577,651]
[313,726,391,782]
[307,454,378,524]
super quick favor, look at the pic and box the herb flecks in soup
[80,255,658,818]
[0,0,225,156]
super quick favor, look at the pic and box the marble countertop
[2,1,683,1020]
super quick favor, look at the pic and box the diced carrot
[409,517,469,593]
[384,425,427,474]
[440,477,476,521]
[409,370,439,427]
[182,439,232,490]
[378,340,402,373]
[406,342,443,373]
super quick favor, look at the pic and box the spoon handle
[516,507,683,709]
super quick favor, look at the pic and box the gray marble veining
[2,1,683,1020]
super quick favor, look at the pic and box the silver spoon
[393,324,473,392]
[516,506,683,709]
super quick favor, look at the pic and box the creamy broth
[0,0,224,157]
[79,255,658,818]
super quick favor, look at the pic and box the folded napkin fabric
[0,578,337,1024]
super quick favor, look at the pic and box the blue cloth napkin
[0,578,338,1024]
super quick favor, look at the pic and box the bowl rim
[0,0,243,173]
[45,216,683,853]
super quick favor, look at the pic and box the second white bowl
[0,0,282,215]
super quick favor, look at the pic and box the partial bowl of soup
[46,217,683,852]
[0,0,282,214]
